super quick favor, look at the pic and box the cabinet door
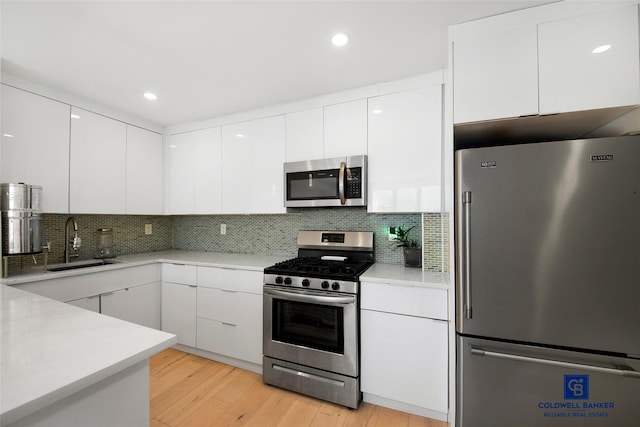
[101,282,161,329]
[361,310,448,413]
[1,85,71,213]
[222,116,286,214]
[194,127,222,213]
[166,128,222,214]
[324,99,367,158]
[196,318,262,364]
[66,295,100,312]
[69,107,127,214]
[368,86,443,213]
[161,282,196,347]
[453,26,539,123]
[126,126,163,214]
[285,108,324,162]
[538,5,640,114]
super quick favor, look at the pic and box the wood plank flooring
[150,348,450,427]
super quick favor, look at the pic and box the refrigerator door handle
[462,191,472,319]
[471,347,640,378]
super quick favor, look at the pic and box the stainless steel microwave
[284,155,367,207]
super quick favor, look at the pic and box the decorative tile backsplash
[5,209,445,274]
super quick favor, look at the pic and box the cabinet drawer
[196,266,262,293]
[196,318,262,364]
[361,281,447,320]
[196,287,262,328]
[162,263,197,285]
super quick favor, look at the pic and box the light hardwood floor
[150,348,449,427]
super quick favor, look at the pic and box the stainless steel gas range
[262,230,375,408]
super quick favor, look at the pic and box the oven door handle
[265,288,355,305]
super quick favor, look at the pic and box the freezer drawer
[457,336,640,427]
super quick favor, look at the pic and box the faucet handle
[42,242,51,251]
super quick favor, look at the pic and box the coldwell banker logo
[564,374,589,400]
[538,373,615,419]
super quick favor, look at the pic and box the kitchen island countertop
[0,285,176,426]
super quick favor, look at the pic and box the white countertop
[2,250,450,290]
[0,285,177,426]
[1,250,284,286]
[361,263,449,289]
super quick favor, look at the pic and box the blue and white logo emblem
[564,374,589,400]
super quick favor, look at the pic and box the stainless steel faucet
[64,217,81,263]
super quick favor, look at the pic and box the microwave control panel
[346,167,362,198]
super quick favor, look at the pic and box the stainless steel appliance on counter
[284,155,367,207]
[455,135,640,426]
[263,230,374,408]
[1,183,43,255]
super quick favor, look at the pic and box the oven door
[263,285,358,377]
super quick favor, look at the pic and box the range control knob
[283,277,292,285]
[302,279,310,287]
[332,282,340,291]
[321,281,330,289]
[275,276,284,284]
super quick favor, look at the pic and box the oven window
[272,299,344,354]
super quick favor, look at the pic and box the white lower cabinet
[361,281,448,418]
[361,310,448,413]
[65,282,161,329]
[161,281,197,347]
[195,266,263,365]
[12,265,162,330]
[101,282,161,329]
[196,318,262,365]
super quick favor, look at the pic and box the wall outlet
[388,226,398,241]
[144,224,153,235]
[220,223,227,235]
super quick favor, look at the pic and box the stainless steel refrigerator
[455,135,640,426]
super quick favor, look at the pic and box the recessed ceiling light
[3,133,14,138]
[592,44,611,54]
[372,109,382,115]
[70,114,80,119]
[143,92,158,101]
[331,33,349,47]
[236,134,245,138]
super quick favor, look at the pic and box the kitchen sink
[46,259,120,272]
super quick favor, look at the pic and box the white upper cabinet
[221,115,286,214]
[324,99,368,158]
[368,86,443,213]
[1,85,71,213]
[538,5,640,114]
[126,126,163,215]
[453,4,640,124]
[69,107,127,214]
[166,127,222,214]
[453,27,539,123]
[285,107,324,162]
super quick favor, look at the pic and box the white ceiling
[1,0,554,128]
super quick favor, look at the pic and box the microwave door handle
[339,161,346,205]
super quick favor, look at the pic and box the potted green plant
[394,225,422,268]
